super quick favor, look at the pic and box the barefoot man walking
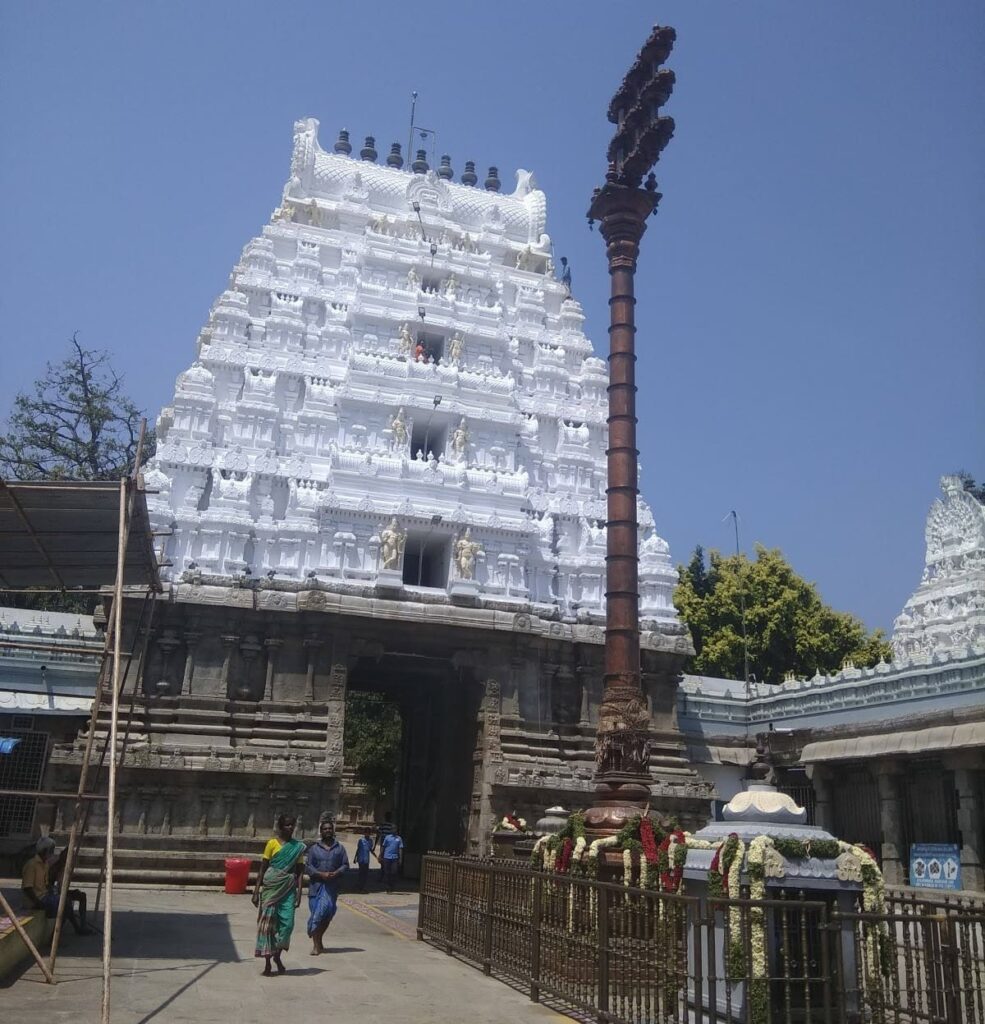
[305,818,349,955]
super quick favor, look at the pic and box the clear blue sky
[1,2,982,634]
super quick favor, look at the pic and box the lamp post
[583,24,678,835]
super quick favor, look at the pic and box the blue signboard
[910,844,961,890]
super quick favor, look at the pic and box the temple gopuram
[40,119,709,880]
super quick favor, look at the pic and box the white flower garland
[839,841,888,984]
[639,854,649,890]
[571,836,587,871]
[746,837,772,986]
[531,834,549,868]
[623,848,634,887]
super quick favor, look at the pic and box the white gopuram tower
[60,120,706,877]
[149,119,680,626]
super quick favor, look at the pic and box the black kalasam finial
[412,149,429,174]
[360,136,378,162]
[387,142,404,169]
[437,154,453,180]
[484,166,501,192]
[334,129,352,155]
[461,160,478,186]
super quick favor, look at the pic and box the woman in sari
[252,814,306,975]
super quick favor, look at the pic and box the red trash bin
[224,857,251,895]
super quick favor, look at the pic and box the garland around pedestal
[529,814,889,1024]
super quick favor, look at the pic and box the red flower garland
[656,830,685,893]
[640,817,659,865]
[556,836,574,874]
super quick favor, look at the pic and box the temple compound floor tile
[1,885,568,1023]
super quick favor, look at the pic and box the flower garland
[531,815,887,1024]
[745,836,773,1024]
[839,840,892,981]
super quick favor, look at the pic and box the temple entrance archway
[346,653,482,876]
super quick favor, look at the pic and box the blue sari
[306,840,349,936]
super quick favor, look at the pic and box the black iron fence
[417,855,985,1024]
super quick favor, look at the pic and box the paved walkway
[2,886,566,1024]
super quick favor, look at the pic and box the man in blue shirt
[354,828,375,893]
[379,827,403,894]
[305,819,349,954]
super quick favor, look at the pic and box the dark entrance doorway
[345,653,482,876]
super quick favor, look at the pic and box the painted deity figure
[398,322,414,356]
[380,518,406,571]
[448,333,464,365]
[444,274,459,299]
[516,246,533,270]
[391,407,408,448]
[454,528,483,580]
[306,199,320,226]
[406,266,420,291]
[450,417,469,459]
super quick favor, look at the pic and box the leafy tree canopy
[344,691,402,801]
[674,544,892,684]
[0,334,152,481]
[956,471,985,503]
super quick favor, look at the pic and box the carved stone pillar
[263,637,284,702]
[155,630,181,695]
[181,631,200,695]
[222,791,236,837]
[220,635,239,699]
[238,634,263,699]
[872,760,905,885]
[160,789,174,836]
[324,647,347,776]
[246,793,260,838]
[303,637,323,703]
[945,752,985,892]
[807,764,833,832]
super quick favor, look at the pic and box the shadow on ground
[60,909,241,962]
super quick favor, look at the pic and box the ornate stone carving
[380,517,406,570]
[892,476,985,661]
[454,528,483,580]
[140,117,682,631]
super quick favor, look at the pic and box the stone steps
[55,833,270,887]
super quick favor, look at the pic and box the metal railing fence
[417,855,985,1024]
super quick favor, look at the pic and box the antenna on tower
[406,91,437,171]
[406,91,418,168]
[724,509,751,687]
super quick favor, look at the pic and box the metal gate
[0,728,49,837]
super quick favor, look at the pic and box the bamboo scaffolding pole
[92,588,157,914]
[47,422,151,983]
[0,789,108,801]
[0,890,54,983]
[46,648,111,975]
[99,477,128,1022]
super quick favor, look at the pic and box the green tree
[956,471,985,503]
[344,691,402,801]
[674,544,892,684]
[0,334,152,481]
